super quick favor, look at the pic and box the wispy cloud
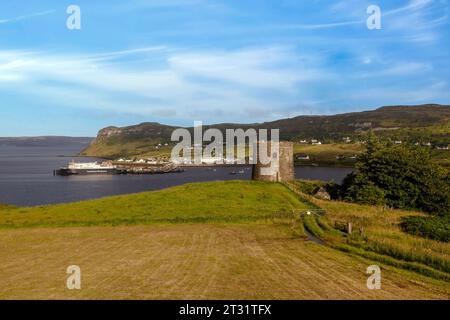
[357,61,433,78]
[0,10,55,24]
[0,47,316,122]
[278,20,364,30]
[0,0,449,135]
[384,0,433,16]
[294,0,444,34]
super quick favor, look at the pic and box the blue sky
[0,0,449,136]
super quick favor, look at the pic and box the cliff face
[97,122,177,138]
[81,104,450,158]
[81,122,178,158]
[97,127,123,138]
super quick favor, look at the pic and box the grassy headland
[0,181,311,228]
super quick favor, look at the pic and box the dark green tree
[342,135,450,216]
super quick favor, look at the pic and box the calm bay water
[0,144,353,207]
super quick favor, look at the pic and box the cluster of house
[412,142,449,150]
[385,140,450,149]
[299,137,353,144]
[171,157,239,165]
[387,140,449,150]
[299,139,322,145]
[116,158,160,164]
[436,144,450,150]
[154,143,169,150]
[297,137,448,150]
[335,154,358,160]
[296,154,358,161]
[115,156,242,166]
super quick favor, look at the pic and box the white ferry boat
[55,161,119,175]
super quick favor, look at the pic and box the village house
[313,187,331,200]
[436,144,449,150]
[296,153,310,160]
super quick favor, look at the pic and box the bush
[401,216,450,242]
[341,173,386,205]
[296,180,324,195]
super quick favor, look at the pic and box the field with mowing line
[1,181,448,299]
[1,224,448,300]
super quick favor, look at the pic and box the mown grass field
[0,181,449,299]
[1,224,449,299]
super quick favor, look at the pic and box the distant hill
[81,104,450,158]
[0,136,93,147]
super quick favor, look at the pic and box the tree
[342,135,450,216]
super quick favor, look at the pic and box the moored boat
[55,161,119,176]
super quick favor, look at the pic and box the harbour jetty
[54,160,183,176]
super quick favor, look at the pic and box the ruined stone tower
[252,141,294,182]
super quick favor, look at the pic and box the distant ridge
[0,136,93,147]
[81,104,450,158]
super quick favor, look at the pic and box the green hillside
[0,181,310,228]
[80,104,450,160]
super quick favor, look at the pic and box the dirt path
[0,224,448,299]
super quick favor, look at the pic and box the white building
[436,144,449,150]
[201,157,223,165]
[297,154,310,160]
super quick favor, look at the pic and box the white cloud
[0,47,318,122]
[168,48,304,90]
